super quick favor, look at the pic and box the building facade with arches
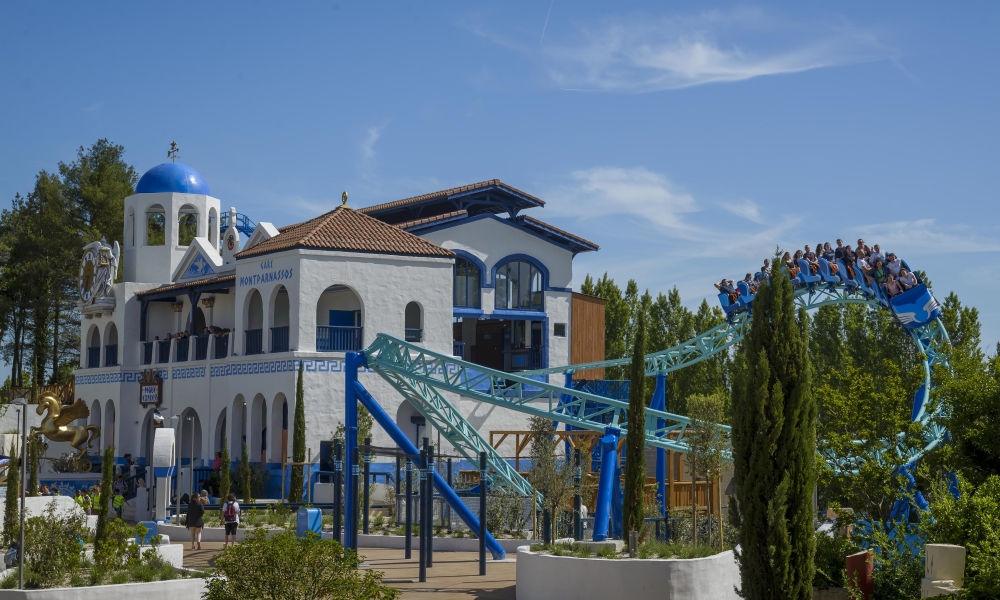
[73,164,600,498]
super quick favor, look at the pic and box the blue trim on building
[490,253,549,287]
[414,213,585,256]
[453,307,485,318]
[489,309,548,320]
[450,249,488,288]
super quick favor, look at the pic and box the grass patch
[596,545,618,559]
[639,540,721,559]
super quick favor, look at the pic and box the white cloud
[855,219,1000,255]
[532,9,889,91]
[361,121,390,160]
[722,199,762,223]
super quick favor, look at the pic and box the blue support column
[651,374,667,517]
[560,372,574,458]
[592,427,620,542]
[344,352,362,550]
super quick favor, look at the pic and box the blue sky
[1,1,998,369]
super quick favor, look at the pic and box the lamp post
[12,398,27,590]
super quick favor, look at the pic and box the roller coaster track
[363,278,950,497]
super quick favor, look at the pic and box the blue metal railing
[87,347,100,368]
[271,326,289,352]
[105,344,118,367]
[245,329,263,355]
[157,340,171,363]
[214,334,229,359]
[220,212,257,238]
[405,328,422,342]
[453,341,466,359]
[317,326,362,352]
[195,335,209,360]
[175,337,189,362]
[142,342,153,365]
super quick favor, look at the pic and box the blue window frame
[454,257,481,308]
[495,260,543,311]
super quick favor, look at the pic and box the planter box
[324,532,525,555]
[516,546,740,600]
[0,577,206,600]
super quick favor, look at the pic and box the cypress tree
[3,441,19,547]
[27,435,39,496]
[730,261,816,600]
[289,361,306,502]
[219,438,231,508]
[623,307,647,536]
[240,442,254,503]
[94,445,115,549]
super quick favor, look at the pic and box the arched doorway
[230,395,247,457]
[104,323,119,367]
[89,400,102,456]
[215,408,228,456]
[249,394,267,465]
[270,285,290,352]
[244,289,264,355]
[270,393,288,464]
[103,400,116,452]
[180,408,203,497]
[315,284,364,352]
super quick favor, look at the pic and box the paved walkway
[180,542,517,599]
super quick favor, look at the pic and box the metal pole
[418,449,426,583]
[333,440,342,544]
[395,456,401,524]
[404,458,412,559]
[426,443,434,568]
[351,446,360,551]
[446,457,452,534]
[363,438,371,535]
[574,447,582,540]
[307,448,312,504]
[479,451,486,576]
[18,407,26,590]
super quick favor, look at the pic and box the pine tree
[622,306,647,537]
[289,361,306,502]
[94,445,115,549]
[3,441,19,547]
[240,442,254,503]
[27,435,39,496]
[730,262,816,600]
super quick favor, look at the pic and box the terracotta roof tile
[235,207,454,259]
[357,180,544,215]
[393,210,468,230]
[135,274,236,296]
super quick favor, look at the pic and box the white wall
[122,191,221,284]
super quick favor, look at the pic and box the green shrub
[814,526,859,589]
[21,500,87,585]
[925,475,1000,586]
[597,545,617,559]
[205,529,400,600]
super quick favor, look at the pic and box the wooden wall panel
[570,292,606,380]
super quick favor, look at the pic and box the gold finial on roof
[341,191,349,208]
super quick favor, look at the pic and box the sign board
[138,369,163,406]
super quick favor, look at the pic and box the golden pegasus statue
[30,395,100,472]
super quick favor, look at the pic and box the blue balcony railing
[175,337,189,362]
[245,329,263,355]
[105,344,118,367]
[195,335,209,360]
[142,342,153,365]
[316,326,363,352]
[214,334,229,359]
[271,326,289,353]
[405,328,423,343]
[453,341,466,359]
[87,347,100,368]
[157,340,171,364]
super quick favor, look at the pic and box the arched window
[454,257,480,308]
[495,260,543,311]
[146,204,165,246]
[405,302,422,342]
[178,205,198,246]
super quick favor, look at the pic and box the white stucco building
[72,163,601,497]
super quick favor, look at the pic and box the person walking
[113,490,125,520]
[222,493,240,548]
[187,493,205,550]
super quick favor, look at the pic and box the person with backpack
[222,494,240,548]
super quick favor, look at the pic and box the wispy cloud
[361,121,390,161]
[856,219,1000,254]
[469,7,890,92]
[722,199,763,223]
[540,0,555,44]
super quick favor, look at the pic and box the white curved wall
[515,547,740,600]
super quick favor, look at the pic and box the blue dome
[135,163,210,195]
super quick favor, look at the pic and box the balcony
[271,326,289,353]
[175,337,189,362]
[214,334,229,359]
[157,340,171,364]
[453,341,466,359]
[245,329,263,355]
[142,342,153,365]
[194,335,209,361]
[105,344,118,367]
[405,328,423,343]
[316,326,363,352]
[87,347,100,369]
